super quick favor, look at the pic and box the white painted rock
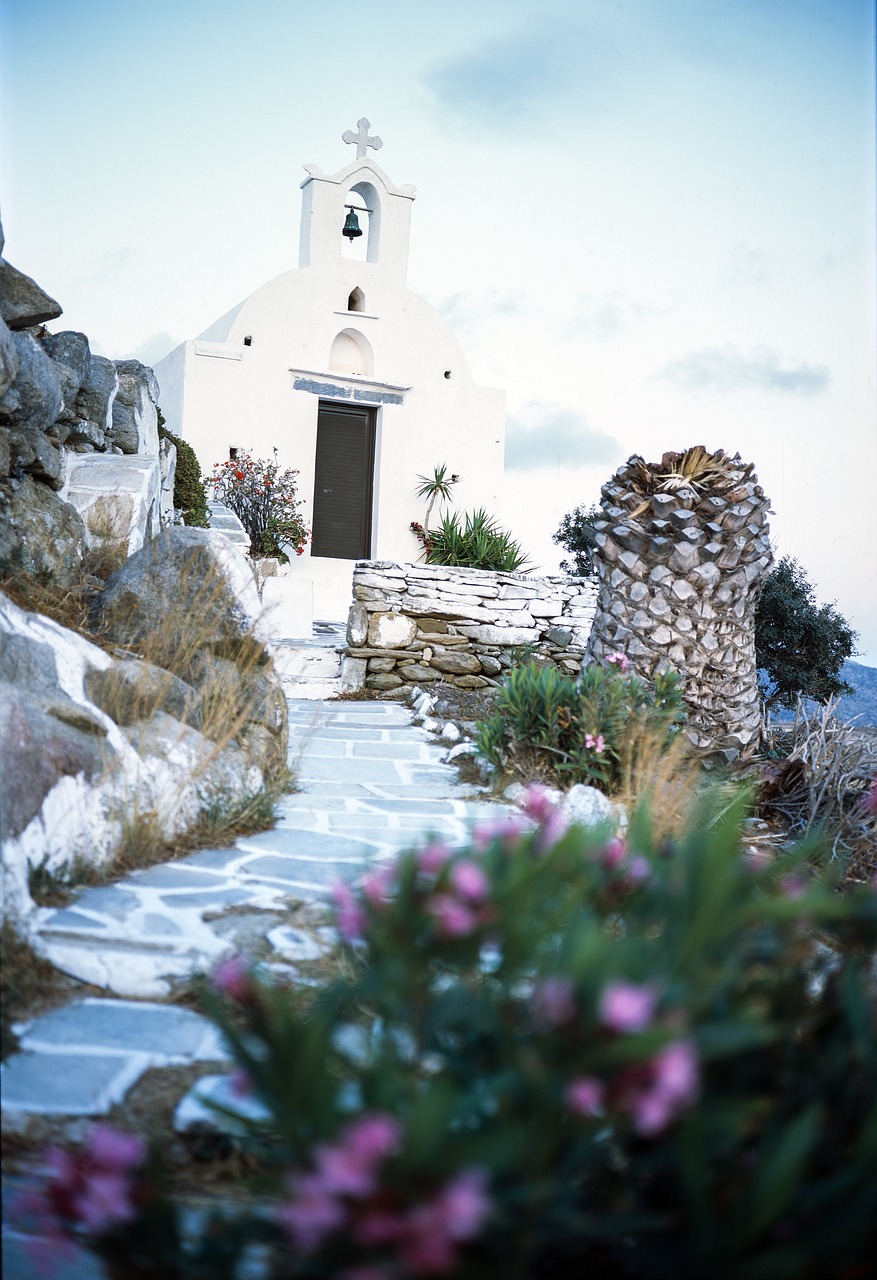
[367,611,417,649]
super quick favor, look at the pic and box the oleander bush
[16,788,877,1278]
[476,653,686,792]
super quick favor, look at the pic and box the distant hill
[770,661,877,727]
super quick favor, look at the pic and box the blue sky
[2,0,875,661]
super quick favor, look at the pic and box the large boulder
[93,526,268,664]
[73,354,117,442]
[41,330,91,395]
[0,259,62,331]
[0,475,85,584]
[0,330,64,435]
[0,314,18,398]
[111,359,160,456]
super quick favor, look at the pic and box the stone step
[271,641,365,699]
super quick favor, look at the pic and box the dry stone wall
[346,561,597,691]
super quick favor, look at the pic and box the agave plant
[423,508,530,573]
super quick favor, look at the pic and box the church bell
[342,207,363,240]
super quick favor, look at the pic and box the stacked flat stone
[346,561,597,691]
[585,449,772,762]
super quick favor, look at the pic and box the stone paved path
[3,692,513,1275]
[1,695,509,1134]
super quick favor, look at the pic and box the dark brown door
[311,402,376,559]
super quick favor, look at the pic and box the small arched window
[347,287,365,313]
[329,328,373,376]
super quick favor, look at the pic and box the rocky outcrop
[1,528,288,927]
[586,448,772,762]
[93,526,269,657]
[0,222,173,572]
[111,360,160,456]
[346,561,597,691]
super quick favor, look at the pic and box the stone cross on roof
[342,117,383,160]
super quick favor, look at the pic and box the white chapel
[153,119,506,617]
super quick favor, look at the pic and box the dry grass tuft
[0,920,65,1059]
[618,726,705,844]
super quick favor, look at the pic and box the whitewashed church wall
[154,270,506,567]
[346,561,597,691]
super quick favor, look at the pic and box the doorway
[311,401,376,559]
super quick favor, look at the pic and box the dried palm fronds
[757,698,877,880]
[627,447,750,519]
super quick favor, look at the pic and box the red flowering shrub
[208,450,310,560]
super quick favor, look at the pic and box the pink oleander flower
[280,1114,402,1252]
[343,1114,403,1167]
[333,880,367,941]
[521,784,557,825]
[599,980,657,1034]
[532,976,577,1029]
[16,1125,147,1249]
[602,836,627,870]
[362,863,395,905]
[565,1076,606,1117]
[623,1038,700,1137]
[279,1174,346,1251]
[85,1125,145,1173]
[450,859,490,903]
[473,812,529,852]
[780,874,808,900]
[519,784,570,850]
[417,841,453,875]
[605,651,629,672]
[400,1168,491,1274]
[428,894,480,938]
[585,732,606,753]
[211,953,252,1001]
[625,854,652,885]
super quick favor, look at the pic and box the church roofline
[300,158,416,200]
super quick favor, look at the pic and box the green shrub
[552,501,600,576]
[756,556,857,710]
[18,791,877,1277]
[414,507,529,572]
[477,655,686,790]
[157,412,209,528]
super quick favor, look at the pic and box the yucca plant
[423,508,530,573]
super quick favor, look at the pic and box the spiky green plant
[423,508,529,573]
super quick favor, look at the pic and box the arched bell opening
[341,181,380,263]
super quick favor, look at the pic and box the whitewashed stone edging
[346,561,597,691]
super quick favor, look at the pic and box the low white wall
[346,560,597,690]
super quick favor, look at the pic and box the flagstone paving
[2,688,518,1274]
[1,695,512,1137]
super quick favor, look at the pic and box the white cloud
[505,405,620,470]
[656,344,831,395]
